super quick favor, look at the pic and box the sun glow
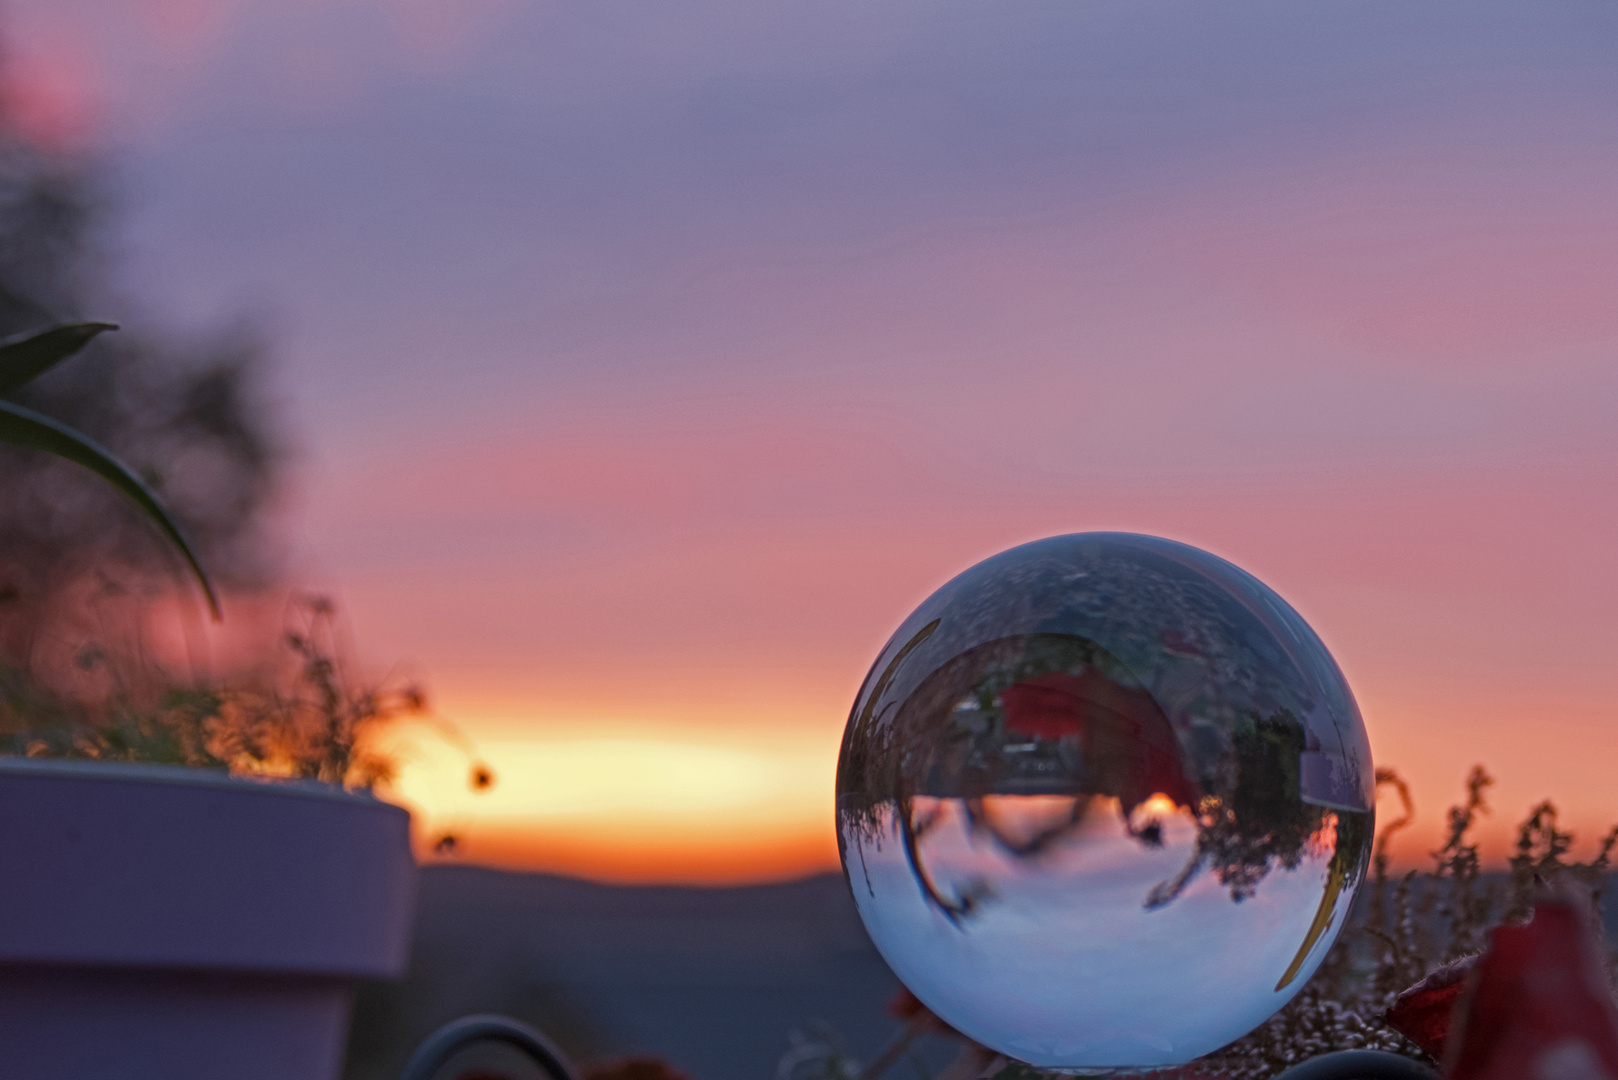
[443,737,815,819]
[380,723,842,884]
[1135,793,1183,820]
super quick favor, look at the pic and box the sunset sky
[9,0,1618,881]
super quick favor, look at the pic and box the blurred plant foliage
[0,319,219,613]
[0,595,424,789]
[0,138,278,611]
[0,88,447,792]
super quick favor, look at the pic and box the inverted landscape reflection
[836,533,1375,1070]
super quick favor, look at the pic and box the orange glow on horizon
[383,724,845,885]
[132,598,1618,886]
[377,697,1618,887]
[439,818,840,886]
[393,678,1618,882]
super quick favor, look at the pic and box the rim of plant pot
[0,755,417,978]
[0,755,380,799]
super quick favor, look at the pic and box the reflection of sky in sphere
[843,801,1349,1070]
[835,533,1374,1071]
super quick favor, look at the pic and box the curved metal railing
[398,1015,582,1080]
[1271,1050,1437,1080]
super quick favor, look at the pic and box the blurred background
[0,0,1615,1075]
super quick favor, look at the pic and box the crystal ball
[836,533,1374,1072]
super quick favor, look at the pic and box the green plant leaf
[0,322,119,395]
[0,400,220,619]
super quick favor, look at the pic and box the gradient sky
[10,0,1618,881]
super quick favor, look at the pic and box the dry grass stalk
[1195,766,1618,1078]
[0,595,425,790]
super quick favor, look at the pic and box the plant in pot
[0,323,419,1080]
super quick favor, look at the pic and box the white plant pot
[0,758,416,1080]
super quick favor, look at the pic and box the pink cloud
[0,23,101,150]
[3,0,532,140]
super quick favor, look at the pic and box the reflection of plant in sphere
[1150,710,1369,912]
[840,626,1360,916]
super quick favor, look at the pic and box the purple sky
[11,0,1618,878]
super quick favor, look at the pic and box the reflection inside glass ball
[836,533,1374,1072]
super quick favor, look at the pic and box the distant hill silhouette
[343,867,911,1080]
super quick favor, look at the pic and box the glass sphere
[836,533,1374,1072]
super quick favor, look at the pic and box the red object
[887,986,933,1023]
[582,1057,694,1080]
[999,671,1200,815]
[1444,899,1618,1080]
[887,987,958,1036]
[1387,956,1475,1060]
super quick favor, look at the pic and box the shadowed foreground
[344,863,1618,1080]
[343,868,911,1080]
